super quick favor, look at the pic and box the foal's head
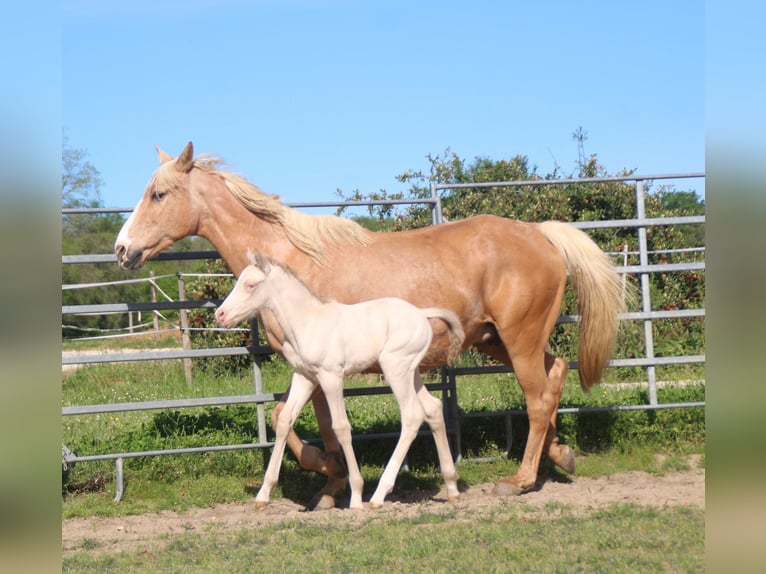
[215,259,271,328]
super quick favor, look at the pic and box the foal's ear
[246,249,270,272]
[175,141,195,173]
[156,145,173,164]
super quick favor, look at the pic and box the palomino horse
[215,254,464,509]
[115,141,626,509]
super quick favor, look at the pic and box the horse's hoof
[255,500,269,510]
[447,495,460,503]
[557,446,576,475]
[306,493,337,512]
[368,501,383,509]
[491,479,525,497]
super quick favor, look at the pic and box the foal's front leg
[317,371,365,510]
[256,373,316,508]
[271,387,348,511]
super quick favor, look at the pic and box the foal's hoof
[447,495,460,503]
[491,478,526,497]
[255,500,269,510]
[306,493,337,512]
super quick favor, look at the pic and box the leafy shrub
[185,259,274,377]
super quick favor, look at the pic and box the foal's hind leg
[369,364,427,508]
[413,373,460,502]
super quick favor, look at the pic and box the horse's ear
[175,141,194,173]
[156,145,173,164]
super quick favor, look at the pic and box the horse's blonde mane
[190,156,371,264]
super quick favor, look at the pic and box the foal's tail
[538,221,632,391]
[421,308,466,366]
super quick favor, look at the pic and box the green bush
[185,259,276,377]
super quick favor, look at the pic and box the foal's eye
[151,190,167,202]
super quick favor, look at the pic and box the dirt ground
[62,457,704,558]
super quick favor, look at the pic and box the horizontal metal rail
[62,382,454,417]
[431,172,704,190]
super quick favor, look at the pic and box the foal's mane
[191,157,371,264]
[248,252,329,304]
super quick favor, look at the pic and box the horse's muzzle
[115,245,143,270]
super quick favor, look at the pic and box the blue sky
[63,0,704,209]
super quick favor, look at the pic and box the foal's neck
[262,268,327,344]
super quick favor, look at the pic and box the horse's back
[319,215,566,311]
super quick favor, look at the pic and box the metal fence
[62,173,705,500]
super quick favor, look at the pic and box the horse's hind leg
[543,352,575,474]
[491,351,556,494]
[476,342,574,477]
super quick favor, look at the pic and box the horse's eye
[151,190,167,202]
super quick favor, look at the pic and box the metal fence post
[635,180,658,405]
[443,366,462,463]
[250,318,269,444]
[177,273,194,387]
[149,270,160,334]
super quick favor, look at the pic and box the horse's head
[115,142,200,270]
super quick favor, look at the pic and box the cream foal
[215,255,464,509]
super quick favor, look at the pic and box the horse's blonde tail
[538,221,632,391]
[422,308,466,365]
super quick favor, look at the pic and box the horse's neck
[195,183,308,276]
[261,269,327,346]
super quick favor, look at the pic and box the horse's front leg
[257,373,317,508]
[272,383,348,511]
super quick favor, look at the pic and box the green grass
[62,353,704,572]
[63,503,704,573]
[62,353,704,517]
